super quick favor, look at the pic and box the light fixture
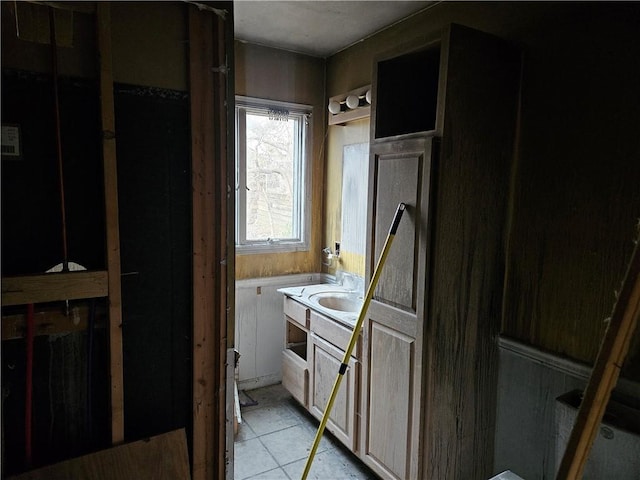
[326,84,372,125]
[345,94,360,110]
[328,100,342,114]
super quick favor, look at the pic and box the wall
[324,118,369,277]
[235,273,324,389]
[326,2,640,377]
[325,1,640,477]
[1,2,195,474]
[495,339,640,479]
[234,41,325,279]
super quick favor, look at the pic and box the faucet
[322,246,338,266]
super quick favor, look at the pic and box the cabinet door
[361,136,435,479]
[309,333,358,451]
[363,316,416,480]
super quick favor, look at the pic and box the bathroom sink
[309,292,363,313]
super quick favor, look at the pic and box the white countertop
[277,283,364,327]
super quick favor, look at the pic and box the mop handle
[301,202,406,480]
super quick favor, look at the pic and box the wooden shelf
[329,105,371,125]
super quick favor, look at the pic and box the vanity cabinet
[282,297,361,452]
[282,297,310,406]
[308,310,360,450]
[363,24,521,479]
[309,333,358,450]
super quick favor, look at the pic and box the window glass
[235,97,311,253]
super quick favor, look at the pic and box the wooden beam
[2,303,106,340]
[1,271,108,306]
[214,11,232,480]
[96,2,124,445]
[189,6,218,480]
[556,227,640,480]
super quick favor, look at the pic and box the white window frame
[235,96,312,254]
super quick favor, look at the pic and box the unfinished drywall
[111,2,188,91]
[1,2,195,475]
[0,2,97,79]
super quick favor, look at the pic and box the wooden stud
[188,5,232,478]
[1,271,108,306]
[96,2,125,445]
[214,11,232,480]
[189,6,218,480]
[556,230,640,480]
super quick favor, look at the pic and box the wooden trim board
[6,429,191,480]
[96,2,124,445]
[2,271,108,306]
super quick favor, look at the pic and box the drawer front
[310,311,360,358]
[284,297,310,328]
[282,350,308,407]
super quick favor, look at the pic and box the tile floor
[234,383,377,480]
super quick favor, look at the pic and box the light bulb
[345,94,360,109]
[365,89,372,104]
[328,100,341,114]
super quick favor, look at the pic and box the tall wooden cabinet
[361,24,521,479]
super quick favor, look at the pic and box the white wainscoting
[235,273,327,390]
[494,337,640,480]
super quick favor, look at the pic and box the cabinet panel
[363,136,433,479]
[282,349,308,407]
[284,296,310,328]
[366,22,521,480]
[363,321,415,480]
[374,46,440,139]
[370,137,434,313]
[309,333,358,450]
[310,310,361,358]
[283,298,310,408]
[423,24,521,480]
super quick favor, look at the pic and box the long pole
[49,7,69,272]
[556,227,640,479]
[301,202,406,480]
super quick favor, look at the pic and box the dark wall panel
[114,84,191,442]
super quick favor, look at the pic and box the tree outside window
[235,97,311,253]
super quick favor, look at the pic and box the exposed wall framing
[1,0,125,455]
[189,3,233,478]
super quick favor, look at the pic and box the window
[235,96,312,253]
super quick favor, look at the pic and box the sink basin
[309,292,363,313]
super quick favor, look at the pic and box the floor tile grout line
[235,437,279,480]
[257,432,286,470]
[235,384,378,480]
